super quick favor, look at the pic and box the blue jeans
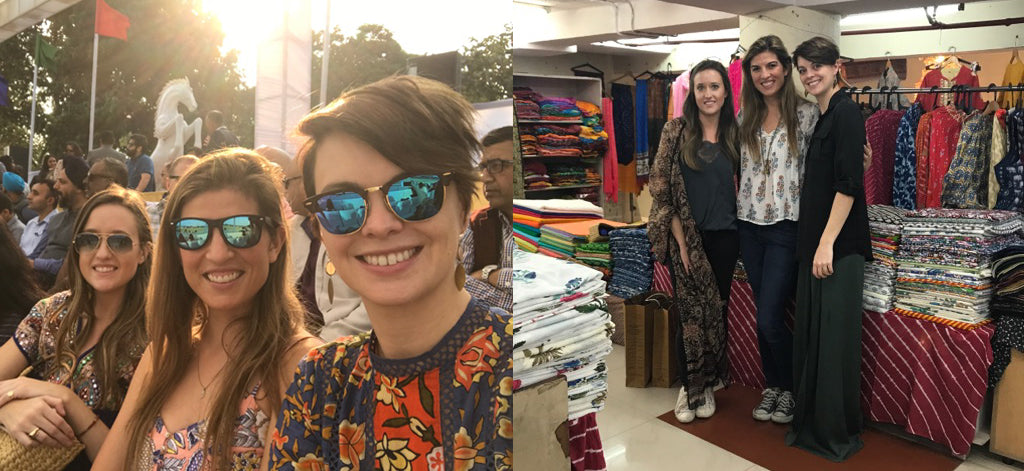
[738,220,798,391]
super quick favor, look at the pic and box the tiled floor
[597,345,1024,471]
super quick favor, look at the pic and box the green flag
[35,33,57,70]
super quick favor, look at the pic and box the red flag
[95,0,129,40]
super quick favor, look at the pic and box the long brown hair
[681,60,740,171]
[0,221,44,324]
[124,149,304,470]
[740,35,802,162]
[51,186,151,409]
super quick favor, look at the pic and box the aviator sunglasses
[73,233,135,253]
[303,172,453,235]
[170,215,273,250]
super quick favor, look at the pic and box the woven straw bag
[0,365,85,470]
[0,429,84,471]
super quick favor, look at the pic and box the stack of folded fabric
[513,249,613,421]
[864,205,907,313]
[576,242,612,277]
[538,97,583,121]
[548,164,586,187]
[576,100,609,158]
[539,224,587,259]
[512,199,604,254]
[989,245,1024,387]
[537,133,583,158]
[524,161,550,190]
[608,227,653,299]
[520,134,538,156]
[514,87,542,120]
[892,208,1024,329]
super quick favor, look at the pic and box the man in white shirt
[19,177,58,257]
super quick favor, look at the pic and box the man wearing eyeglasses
[85,156,128,197]
[458,126,514,312]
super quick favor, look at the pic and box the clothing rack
[842,84,1024,95]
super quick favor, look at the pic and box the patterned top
[459,212,513,312]
[995,108,1024,211]
[941,113,994,209]
[924,107,967,208]
[989,110,1008,209]
[14,291,142,411]
[737,100,819,225]
[269,300,512,471]
[870,66,911,111]
[914,111,935,209]
[892,104,924,209]
[144,384,269,471]
[864,109,905,205]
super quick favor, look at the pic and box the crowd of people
[649,35,871,462]
[0,75,512,470]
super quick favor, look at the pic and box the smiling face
[796,56,839,99]
[312,133,467,308]
[749,51,787,99]
[692,69,727,118]
[177,188,284,319]
[77,204,148,297]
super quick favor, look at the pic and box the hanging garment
[634,79,649,174]
[941,113,994,209]
[671,70,690,119]
[642,77,668,189]
[924,106,966,208]
[997,58,1024,109]
[892,104,924,209]
[914,111,935,208]
[601,97,620,202]
[611,83,635,165]
[864,109,905,205]
[729,59,743,116]
[870,66,911,110]
[915,66,984,112]
[989,109,1008,209]
[995,109,1024,210]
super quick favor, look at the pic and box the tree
[0,28,46,165]
[460,24,511,103]
[0,0,252,165]
[312,24,409,106]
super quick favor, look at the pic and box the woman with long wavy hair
[268,75,512,470]
[93,150,320,470]
[0,186,151,469]
[649,59,741,423]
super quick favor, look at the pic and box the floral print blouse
[13,291,142,412]
[737,100,819,225]
[269,299,512,471]
[143,384,269,471]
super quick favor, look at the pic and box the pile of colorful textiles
[524,161,551,190]
[520,134,538,155]
[576,241,611,277]
[608,227,653,299]
[537,133,583,157]
[577,100,609,158]
[512,199,603,253]
[548,164,586,186]
[864,205,907,313]
[538,97,583,121]
[988,245,1024,387]
[539,219,624,278]
[892,208,1024,328]
[514,88,542,120]
[539,224,585,259]
[512,249,613,421]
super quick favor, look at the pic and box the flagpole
[28,60,39,174]
[88,32,99,152]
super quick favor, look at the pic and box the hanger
[571,63,605,76]
[610,71,634,83]
[731,44,746,62]
[883,51,893,71]
[634,70,655,80]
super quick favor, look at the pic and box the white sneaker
[674,386,695,423]
[695,387,716,419]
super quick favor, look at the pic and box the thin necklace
[196,351,228,399]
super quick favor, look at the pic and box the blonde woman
[93,151,320,470]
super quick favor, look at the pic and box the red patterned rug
[656,384,961,471]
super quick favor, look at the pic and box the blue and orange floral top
[269,299,512,471]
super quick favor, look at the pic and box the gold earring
[325,259,336,277]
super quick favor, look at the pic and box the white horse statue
[151,78,202,191]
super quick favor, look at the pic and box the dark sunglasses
[170,215,273,250]
[73,232,135,253]
[477,159,513,175]
[304,173,453,235]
